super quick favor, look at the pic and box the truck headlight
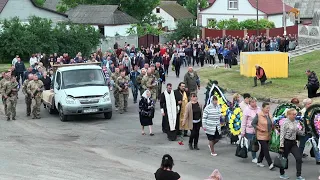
[66,96,76,104]
[100,92,111,103]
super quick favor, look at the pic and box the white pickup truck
[42,63,112,121]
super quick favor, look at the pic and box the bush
[208,18,276,30]
[0,16,101,63]
[168,19,198,41]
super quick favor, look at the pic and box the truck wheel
[59,106,68,122]
[48,106,55,114]
[104,112,112,119]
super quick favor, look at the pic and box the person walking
[14,56,26,85]
[239,93,251,112]
[174,82,189,137]
[0,71,10,116]
[160,83,178,141]
[111,67,121,110]
[22,74,33,116]
[141,68,157,103]
[163,52,170,76]
[172,52,181,78]
[241,97,261,163]
[184,67,200,98]
[136,68,146,96]
[279,108,305,180]
[252,102,274,170]
[203,95,221,156]
[305,70,320,98]
[3,76,19,121]
[183,93,203,150]
[154,154,181,180]
[115,70,130,114]
[130,65,140,104]
[139,90,155,136]
[209,46,216,65]
[198,49,205,67]
[27,74,44,119]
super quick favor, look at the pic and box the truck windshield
[61,69,106,89]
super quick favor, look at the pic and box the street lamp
[256,0,259,36]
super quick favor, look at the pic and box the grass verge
[198,51,320,103]
[0,62,30,73]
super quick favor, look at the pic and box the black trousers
[280,140,302,177]
[307,85,320,98]
[16,72,24,84]
[199,58,205,67]
[218,54,223,63]
[254,77,268,86]
[209,55,215,64]
[258,140,273,166]
[189,122,201,145]
[164,65,169,75]
[175,66,180,77]
[192,56,198,66]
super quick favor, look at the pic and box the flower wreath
[228,107,242,136]
[314,114,320,135]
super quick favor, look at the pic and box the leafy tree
[257,19,275,29]
[33,0,46,6]
[239,19,257,30]
[214,19,276,30]
[186,0,208,17]
[207,19,217,29]
[169,19,198,41]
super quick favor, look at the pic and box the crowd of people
[0,36,319,180]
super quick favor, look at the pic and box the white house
[152,1,194,30]
[200,0,294,28]
[66,5,138,37]
[0,0,68,23]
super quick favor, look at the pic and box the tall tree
[185,0,208,17]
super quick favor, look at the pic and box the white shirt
[209,49,216,56]
[29,57,38,66]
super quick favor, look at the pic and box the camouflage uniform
[136,73,144,96]
[111,72,120,109]
[141,74,157,102]
[3,80,19,120]
[115,76,130,113]
[154,70,161,101]
[22,79,32,116]
[27,80,44,119]
[0,77,9,115]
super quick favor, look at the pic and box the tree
[239,19,275,30]
[33,0,45,6]
[169,19,198,41]
[186,0,208,17]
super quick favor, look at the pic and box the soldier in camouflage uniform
[2,76,19,121]
[136,68,146,96]
[0,72,10,115]
[115,70,130,114]
[22,73,34,116]
[111,67,120,111]
[141,68,157,103]
[27,74,44,119]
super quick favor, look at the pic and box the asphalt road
[0,64,318,180]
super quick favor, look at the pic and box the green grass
[198,51,320,102]
[0,62,30,73]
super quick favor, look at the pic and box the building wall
[268,15,295,28]
[103,24,133,37]
[152,7,176,30]
[0,0,67,23]
[200,0,266,27]
[98,35,138,52]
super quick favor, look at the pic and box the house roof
[294,0,320,19]
[158,1,194,20]
[0,0,67,17]
[66,5,138,25]
[202,0,293,15]
[247,0,293,15]
[43,0,61,11]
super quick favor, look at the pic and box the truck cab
[43,63,112,121]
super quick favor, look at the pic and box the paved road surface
[0,64,318,180]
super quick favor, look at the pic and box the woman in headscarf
[203,96,222,156]
[139,90,155,136]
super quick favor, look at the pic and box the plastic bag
[269,130,280,153]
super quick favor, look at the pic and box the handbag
[274,154,288,169]
[235,137,248,158]
[248,135,259,152]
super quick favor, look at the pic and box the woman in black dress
[155,154,181,180]
[139,90,155,136]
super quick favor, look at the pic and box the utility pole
[282,0,287,36]
[197,0,200,38]
[256,0,259,36]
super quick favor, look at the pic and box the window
[156,7,160,13]
[98,26,105,36]
[228,0,238,9]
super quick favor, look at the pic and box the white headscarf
[142,90,151,101]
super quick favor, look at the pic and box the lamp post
[282,0,287,36]
[197,0,200,38]
[256,0,259,36]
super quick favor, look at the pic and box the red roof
[247,0,293,15]
[208,0,216,4]
[0,0,9,13]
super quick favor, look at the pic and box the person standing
[155,62,165,101]
[111,67,121,110]
[139,90,155,136]
[154,154,181,180]
[136,68,146,96]
[29,54,38,67]
[203,95,221,156]
[27,74,44,119]
[279,108,305,180]
[251,102,274,170]
[172,52,181,78]
[130,65,140,104]
[22,74,34,116]
[3,76,19,121]
[174,82,189,137]
[141,69,157,103]
[14,56,26,85]
[184,67,200,98]
[162,52,170,76]
[115,71,130,114]
[198,49,205,67]
[305,70,320,98]
[0,72,10,116]
[192,47,199,66]
[160,83,178,141]
[209,46,216,65]
[241,97,261,163]
[183,93,203,150]
[239,93,251,112]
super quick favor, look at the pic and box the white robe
[163,90,177,131]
